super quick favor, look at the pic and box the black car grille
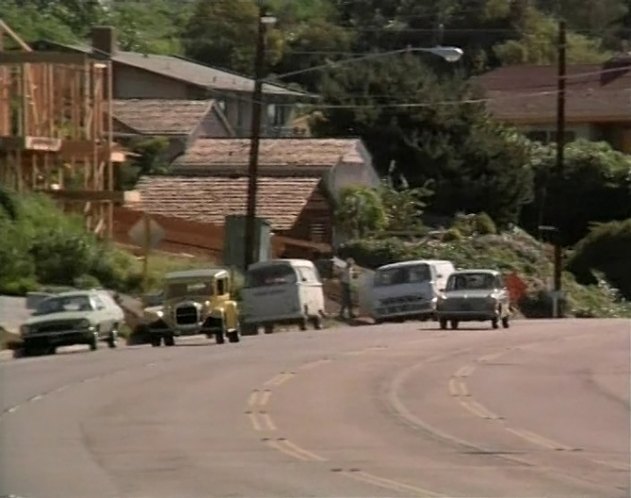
[175,305,198,325]
[36,322,74,334]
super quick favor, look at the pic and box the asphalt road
[0,319,629,498]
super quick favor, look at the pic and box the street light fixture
[243,18,464,269]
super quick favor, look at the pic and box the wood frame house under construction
[0,20,123,237]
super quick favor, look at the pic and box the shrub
[442,228,464,242]
[473,212,497,235]
[568,218,631,300]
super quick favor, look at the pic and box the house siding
[283,185,334,245]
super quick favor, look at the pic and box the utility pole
[553,18,566,318]
[244,5,272,270]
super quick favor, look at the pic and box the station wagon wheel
[89,333,98,351]
[107,328,118,348]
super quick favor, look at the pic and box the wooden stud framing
[0,21,119,238]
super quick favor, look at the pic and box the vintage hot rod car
[146,268,240,346]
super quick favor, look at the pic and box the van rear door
[242,264,301,321]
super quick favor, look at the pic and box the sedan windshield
[35,295,94,315]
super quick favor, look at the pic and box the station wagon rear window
[375,264,431,286]
[246,265,297,287]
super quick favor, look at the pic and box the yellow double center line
[451,352,579,451]
[264,372,295,387]
[264,438,327,462]
[247,388,277,431]
[341,469,439,497]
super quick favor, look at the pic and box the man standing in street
[338,257,356,320]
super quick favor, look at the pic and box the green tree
[315,55,534,227]
[335,186,387,238]
[380,180,432,233]
[520,140,631,245]
[107,0,193,54]
[568,218,631,299]
[494,5,608,64]
[183,0,271,73]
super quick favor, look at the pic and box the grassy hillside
[338,228,631,319]
[0,190,213,296]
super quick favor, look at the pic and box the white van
[366,260,455,323]
[241,259,325,334]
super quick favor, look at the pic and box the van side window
[217,278,225,295]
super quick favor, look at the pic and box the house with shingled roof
[126,138,380,246]
[33,27,315,139]
[111,99,233,161]
[475,54,631,153]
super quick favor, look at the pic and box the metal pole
[553,19,566,318]
[244,7,266,270]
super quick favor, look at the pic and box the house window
[526,130,576,144]
[266,103,286,127]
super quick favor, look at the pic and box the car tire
[264,324,274,334]
[502,316,510,329]
[492,318,499,329]
[216,329,226,344]
[164,335,175,347]
[150,335,162,347]
[439,319,448,330]
[227,330,240,343]
[107,331,118,349]
[450,320,459,330]
[241,324,258,336]
[311,316,323,330]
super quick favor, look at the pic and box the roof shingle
[113,99,213,135]
[131,176,321,230]
[172,138,366,175]
[476,62,631,123]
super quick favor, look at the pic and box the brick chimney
[91,26,117,57]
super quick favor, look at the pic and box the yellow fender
[223,301,239,330]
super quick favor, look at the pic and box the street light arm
[271,46,463,80]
